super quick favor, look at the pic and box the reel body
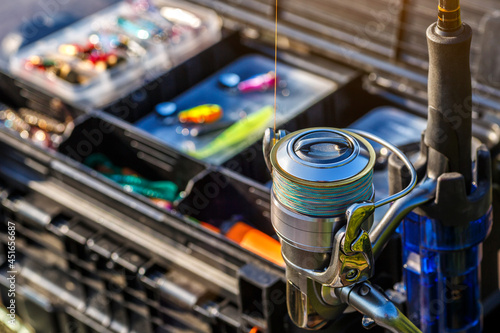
[270,128,375,284]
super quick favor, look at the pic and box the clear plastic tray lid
[0,0,122,71]
[2,0,221,107]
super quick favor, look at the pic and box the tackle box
[0,0,500,333]
[6,0,221,108]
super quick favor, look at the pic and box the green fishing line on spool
[272,169,373,217]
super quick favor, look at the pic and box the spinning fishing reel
[263,127,422,332]
[262,1,492,331]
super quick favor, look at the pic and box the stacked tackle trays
[7,0,221,108]
[0,32,411,333]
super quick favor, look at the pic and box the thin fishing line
[273,0,278,132]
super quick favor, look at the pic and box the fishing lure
[187,215,283,266]
[150,198,174,210]
[25,56,93,85]
[159,7,202,29]
[84,154,179,202]
[175,104,223,124]
[221,216,284,266]
[154,102,223,124]
[189,105,273,159]
[89,32,146,57]
[117,16,167,41]
[219,72,278,93]
[0,107,69,149]
[18,108,67,134]
[59,42,125,70]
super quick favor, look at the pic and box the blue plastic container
[401,207,493,332]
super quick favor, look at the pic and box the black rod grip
[425,22,472,193]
